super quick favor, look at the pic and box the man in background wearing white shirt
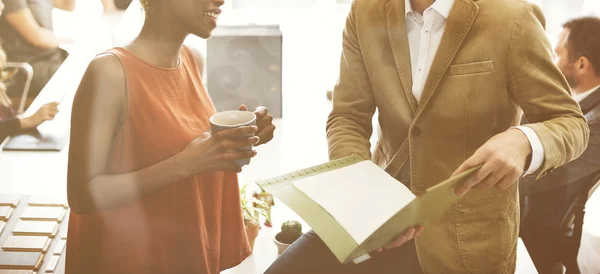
[265,0,589,273]
[520,15,600,274]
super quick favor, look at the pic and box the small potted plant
[253,189,275,227]
[240,184,269,253]
[274,220,303,254]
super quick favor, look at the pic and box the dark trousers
[264,230,424,274]
[520,225,577,274]
[520,180,588,274]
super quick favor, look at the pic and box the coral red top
[66,46,250,274]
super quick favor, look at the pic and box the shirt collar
[573,85,600,103]
[405,0,455,19]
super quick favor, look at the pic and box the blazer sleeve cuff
[512,125,545,176]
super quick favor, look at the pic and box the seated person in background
[0,43,59,143]
[520,16,600,274]
[0,0,74,99]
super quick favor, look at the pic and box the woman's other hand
[239,104,275,146]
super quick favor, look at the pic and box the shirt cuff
[512,126,545,176]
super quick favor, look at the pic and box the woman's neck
[128,20,189,68]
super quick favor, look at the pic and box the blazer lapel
[386,0,418,114]
[415,0,479,116]
[579,88,600,115]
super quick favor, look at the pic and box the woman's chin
[192,29,213,39]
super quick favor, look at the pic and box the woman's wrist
[174,151,194,179]
[19,116,39,129]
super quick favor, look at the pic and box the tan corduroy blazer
[326,0,589,273]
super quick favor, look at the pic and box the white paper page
[292,161,416,244]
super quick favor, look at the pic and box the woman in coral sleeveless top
[65,0,276,273]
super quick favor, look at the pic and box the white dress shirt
[404,0,544,175]
[573,85,600,103]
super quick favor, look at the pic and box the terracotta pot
[274,232,293,255]
[246,223,260,253]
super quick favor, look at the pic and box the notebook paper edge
[256,155,365,190]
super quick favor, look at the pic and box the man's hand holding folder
[375,225,423,252]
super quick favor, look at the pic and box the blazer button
[412,127,421,136]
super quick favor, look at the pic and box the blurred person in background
[520,15,600,274]
[0,0,74,99]
[0,0,59,144]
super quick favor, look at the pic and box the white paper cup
[210,110,257,167]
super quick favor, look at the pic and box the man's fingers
[499,164,522,190]
[472,173,495,189]
[414,226,424,237]
[384,227,415,249]
[452,157,477,177]
[452,157,478,178]
[452,145,491,176]
[497,172,518,190]
[474,161,505,189]
[239,104,248,111]
[452,164,468,178]
[379,226,421,251]
[384,236,407,249]
[455,162,492,196]
[403,227,416,239]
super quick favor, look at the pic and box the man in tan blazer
[265,0,589,274]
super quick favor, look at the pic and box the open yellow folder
[256,155,479,264]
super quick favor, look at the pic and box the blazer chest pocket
[449,60,495,76]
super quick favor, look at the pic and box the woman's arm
[0,101,58,137]
[68,54,258,215]
[67,54,185,214]
[4,8,62,49]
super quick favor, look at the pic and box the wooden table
[0,196,69,273]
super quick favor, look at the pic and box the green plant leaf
[252,198,269,208]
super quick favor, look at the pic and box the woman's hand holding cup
[179,125,260,175]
